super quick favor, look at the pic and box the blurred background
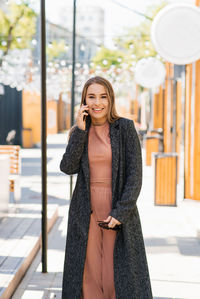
[0,0,183,146]
[0,0,200,298]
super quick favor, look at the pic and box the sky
[45,0,196,47]
[45,0,158,47]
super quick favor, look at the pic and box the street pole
[40,0,47,273]
[172,79,177,152]
[70,0,76,198]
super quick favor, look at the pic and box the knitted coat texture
[60,116,153,299]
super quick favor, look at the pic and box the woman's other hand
[76,104,89,130]
[104,215,121,229]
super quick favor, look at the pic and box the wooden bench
[0,145,21,202]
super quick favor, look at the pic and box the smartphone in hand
[97,221,122,231]
[83,109,89,121]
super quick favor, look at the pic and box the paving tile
[7,134,200,299]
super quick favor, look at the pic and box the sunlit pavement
[12,133,200,299]
[139,148,200,299]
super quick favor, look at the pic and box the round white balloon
[135,57,166,88]
[151,4,200,65]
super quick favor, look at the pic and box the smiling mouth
[92,108,104,112]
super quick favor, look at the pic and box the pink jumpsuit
[81,121,117,299]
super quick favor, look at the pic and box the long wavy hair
[69,76,121,137]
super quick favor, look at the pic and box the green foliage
[118,22,157,62]
[0,1,37,56]
[92,46,126,69]
[115,1,168,63]
[46,40,67,61]
[91,1,168,70]
[148,1,168,19]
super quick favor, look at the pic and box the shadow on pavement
[145,237,200,257]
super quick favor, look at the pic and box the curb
[0,205,58,299]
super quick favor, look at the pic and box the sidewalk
[11,134,200,299]
[0,133,69,299]
[139,149,200,299]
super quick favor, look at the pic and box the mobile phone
[83,104,89,121]
[97,221,122,231]
[83,111,88,121]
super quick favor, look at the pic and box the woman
[60,76,152,299]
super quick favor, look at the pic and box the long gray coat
[60,116,153,299]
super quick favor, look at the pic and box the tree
[114,1,168,63]
[91,46,126,69]
[91,1,168,71]
[46,40,67,61]
[0,1,37,66]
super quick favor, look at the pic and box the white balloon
[135,57,166,88]
[151,3,200,65]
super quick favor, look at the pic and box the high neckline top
[91,120,109,128]
[88,119,112,185]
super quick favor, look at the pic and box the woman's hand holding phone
[76,104,89,130]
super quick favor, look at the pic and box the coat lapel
[110,119,120,200]
[81,117,91,195]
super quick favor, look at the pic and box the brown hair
[69,76,120,138]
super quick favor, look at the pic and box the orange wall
[47,100,58,135]
[22,91,41,144]
[22,91,58,145]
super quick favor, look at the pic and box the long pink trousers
[81,182,117,299]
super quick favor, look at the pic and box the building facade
[59,5,105,46]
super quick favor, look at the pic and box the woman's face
[85,83,109,124]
